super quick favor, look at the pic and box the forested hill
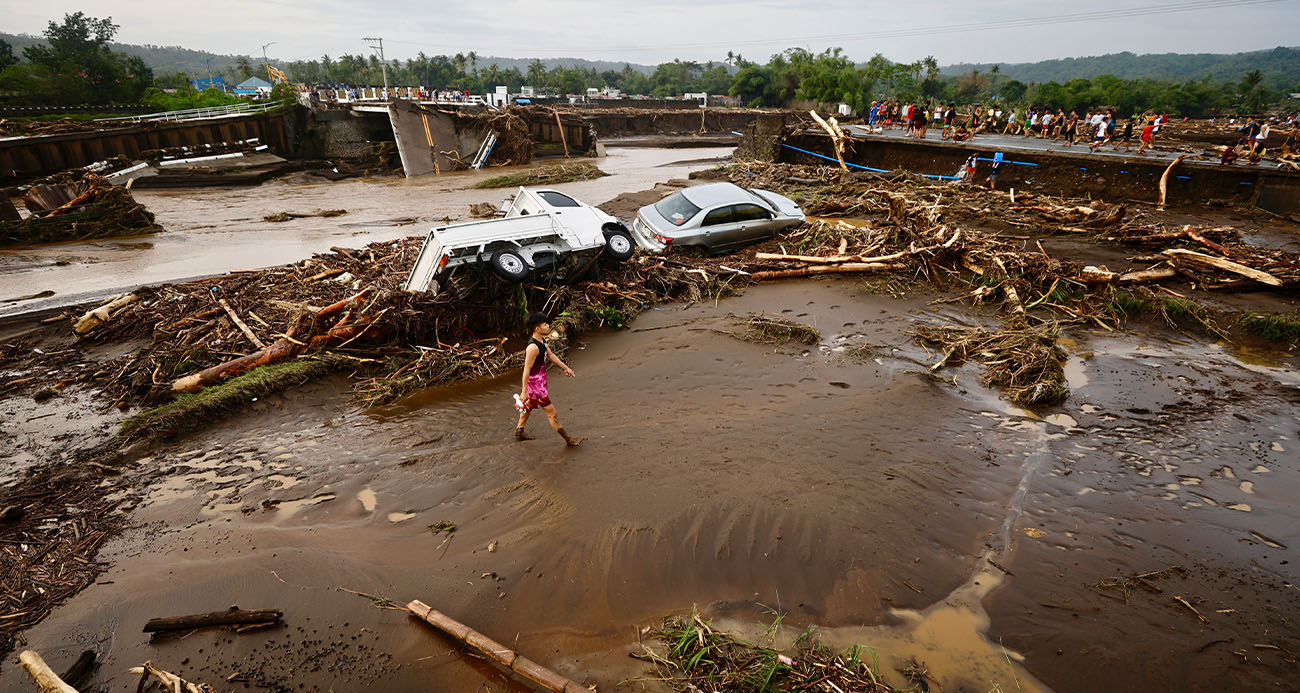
[0,32,652,77]
[942,46,1300,89]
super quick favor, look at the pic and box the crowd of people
[865,100,1300,166]
[865,99,1186,154]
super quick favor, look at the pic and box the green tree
[0,39,17,70]
[236,56,253,81]
[2,12,152,105]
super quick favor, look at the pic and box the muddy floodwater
[0,147,730,317]
[3,276,1296,691]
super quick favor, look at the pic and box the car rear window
[654,192,702,226]
[537,191,581,207]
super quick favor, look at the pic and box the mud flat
[2,275,1297,692]
[3,148,1299,690]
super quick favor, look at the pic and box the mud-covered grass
[729,313,821,346]
[471,162,607,189]
[1238,311,1300,347]
[640,609,897,692]
[1108,287,1224,338]
[118,357,339,438]
[917,323,1069,406]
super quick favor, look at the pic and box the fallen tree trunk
[1077,265,1178,285]
[1163,248,1283,287]
[143,607,283,633]
[73,293,137,334]
[749,262,905,280]
[809,110,848,172]
[407,600,586,693]
[18,650,80,693]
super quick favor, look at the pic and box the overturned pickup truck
[403,187,636,295]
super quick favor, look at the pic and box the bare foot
[565,436,584,447]
[514,429,535,441]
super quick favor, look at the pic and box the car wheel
[603,229,635,261]
[489,249,530,283]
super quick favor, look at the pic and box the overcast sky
[6,0,1299,66]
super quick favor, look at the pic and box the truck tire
[489,249,530,283]
[603,229,635,261]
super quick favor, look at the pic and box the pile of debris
[0,117,130,138]
[1,169,161,247]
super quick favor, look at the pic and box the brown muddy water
[2,277,1297,692]
[0,147,731,317]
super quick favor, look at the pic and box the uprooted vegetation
[1,170,162,247]
[5,161,1298,444]
[639,609,899,692]
[472,162,607,189]
[728,313,822,346]
[916,323,1070,405]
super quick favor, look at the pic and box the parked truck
[402,187,636,295]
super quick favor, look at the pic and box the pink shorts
[525,372,550,410]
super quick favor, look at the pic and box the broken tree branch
[407,600,586,693]
[218,298,266,349]
[73,293,137,334]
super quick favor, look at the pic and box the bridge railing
[94,100,289,124]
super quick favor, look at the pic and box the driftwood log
[1156,154,1187,210]
[143,607,283,633]
[129,662,213,693]
[1162,248,1283,287]
[749,262,905,281]
[407,600,586,693]
[18,650,80,693]
[73,293,137,334]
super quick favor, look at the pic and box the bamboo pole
[406,600,586,693]
[18,651,80,693]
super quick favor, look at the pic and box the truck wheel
[603,229,635,261]
[489,249,530,283]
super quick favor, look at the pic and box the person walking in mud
[515,312,583,446]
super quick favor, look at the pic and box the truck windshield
[653,192,702,226]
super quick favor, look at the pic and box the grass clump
[730,313,821,346]
[1108,288,1222,337]
[118,357,337,438]
[916,322,1069,405]
[472,162,607,189]
[641,608,897,692]
[1238,311,1300,347]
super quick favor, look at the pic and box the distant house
[232,77,273,97]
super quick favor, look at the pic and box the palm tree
[527,59,546,86]
[236,56,253,81]
[467,51,478,75]
[923,55,938,81]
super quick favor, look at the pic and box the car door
[730,203,776,245]
[697,205,736,250]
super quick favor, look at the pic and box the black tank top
[529,338,547,374]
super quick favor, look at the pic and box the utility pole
[363,37,388,97]
[262,41,277,85]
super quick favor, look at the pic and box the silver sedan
[630,182,805,254]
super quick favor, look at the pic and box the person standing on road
[1002,109,1019,135]
[515,312,583,447]
[1251,119,1270,155]
[1063,110,1079,147]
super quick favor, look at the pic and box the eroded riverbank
[3,277,1296,691]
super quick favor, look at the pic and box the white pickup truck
[403,187,636,295]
